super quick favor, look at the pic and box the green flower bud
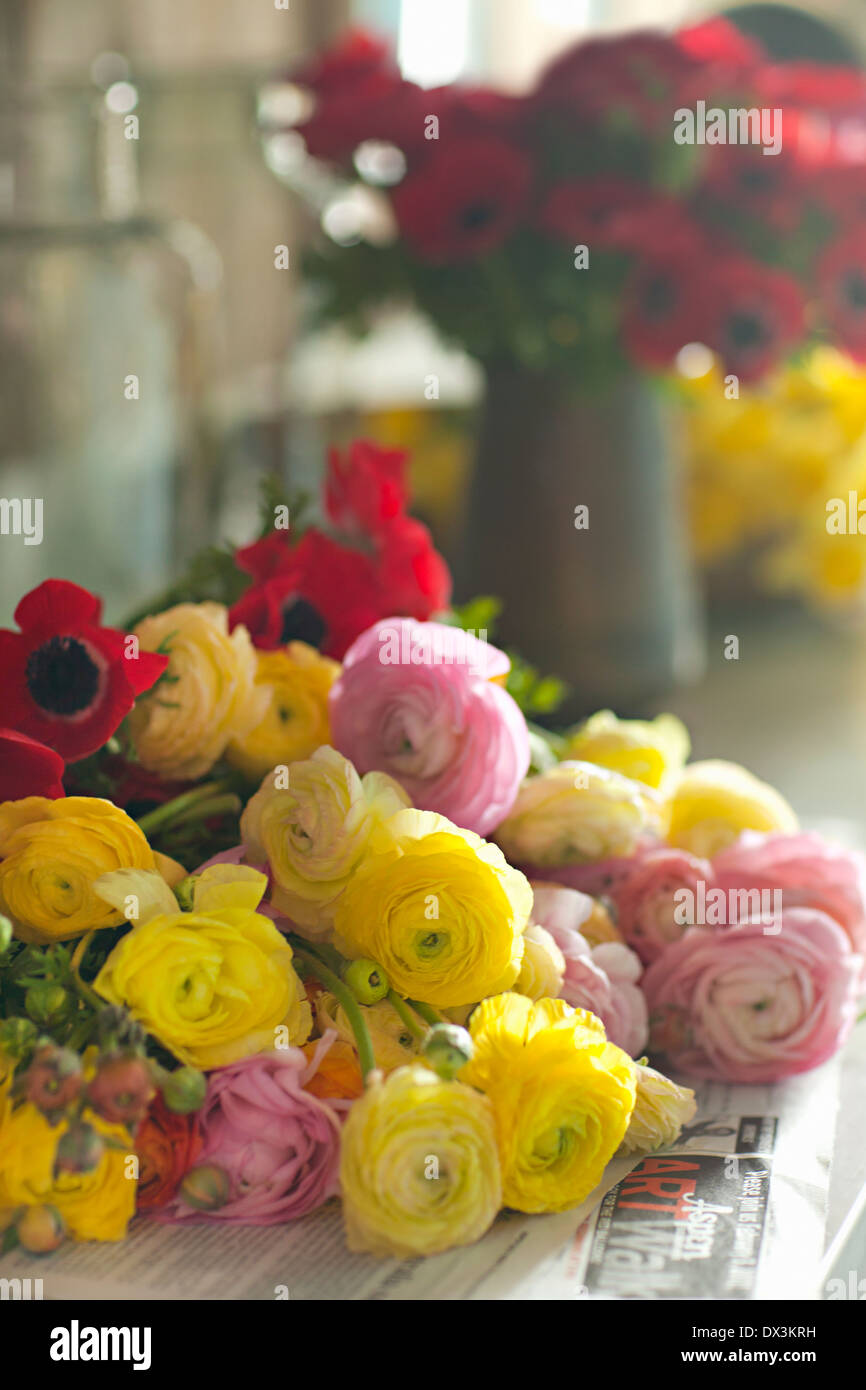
[54,1122,104,1177]
[422,1022,474,1080]
[0,1016,39,1059]
[0,914,13,954]
[343,958,389,1005]
[173,876,199,911]
[161,1066,207,1114]
[25,982,73,1029]
[179,1164,231,1211]
[16,1205,66,1255]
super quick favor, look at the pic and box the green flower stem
[67,932,105,1013]
[407,999,444,1028]
[136,781,227,837]
[387,991,427,1042]
[287,937,377,1082]
[167,795,241,827]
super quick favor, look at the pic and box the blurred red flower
[818,229,866,360]
[324,438,408,536]
[622,253,710,369]
[391,135,532,262]
[0,580,167,763]
[533,31,696,128]
[704,258,806,381]
[0,728,65,800]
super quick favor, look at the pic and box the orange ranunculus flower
[301,1040,364,1103]
[135,1095,202,1212]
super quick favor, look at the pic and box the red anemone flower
[0,728,65,800]
[0,580,168,762]
[391,135,532,263]
[704,258,806,381]
[818,229,866,361]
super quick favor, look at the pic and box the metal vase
[457,366,705,717]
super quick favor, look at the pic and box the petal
[93,868,179,924]
[14,579,102,634]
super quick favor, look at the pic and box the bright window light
[398,0,471,87]
[534,0,592,28]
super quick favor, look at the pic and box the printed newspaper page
[0,1058,838,1300]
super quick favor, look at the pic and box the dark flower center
[842,269,866,312]
[725,311,769,352]
[460,201,496,231]
[25,636,101,716]
[279,597,327,649]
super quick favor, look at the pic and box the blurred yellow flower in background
[227,642,340,782]
[665,759,797,858]
[564,710,690,791]
[680,347,866,612]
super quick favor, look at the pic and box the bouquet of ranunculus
[271,20,866,387]
[0,441,859,1262]
[0,437,685,1262]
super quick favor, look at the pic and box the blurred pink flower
[161,1050,342,1225]
[614,845,715,965]
[533,882,648,1056]
[713,831,866,965]
[644,908,861,1083]
[328,617,529,837]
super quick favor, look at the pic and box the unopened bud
[179,1164,231,1211]
[422,1022,474,1080]
[161,1066,207,1114]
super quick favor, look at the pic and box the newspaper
[0,1058,838,1301]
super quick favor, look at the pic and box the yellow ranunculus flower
[129,602,266,780]
[315,992,421,1073]
[0,1105,135,1241]
[665,759,798,857]
[564,710,690,791]
[515,923,565,1001]
[0,797,160,944]
[495,762,663,868]
[463,994,637,1214]
[226,642,341,782]
[334,808,531,1008]
[620,1062,697,1155]
[93,864,311,1069]
[339,1064,502,1258]
[240,745,410,938]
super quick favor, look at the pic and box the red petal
[0,728,66,800]
[14,579,103,635]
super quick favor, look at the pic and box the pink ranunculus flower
[713,830,866,965]
[328,617,530,837]
[613,845,715,965]
[643,908,862,1083]
[161,1050,342,1225]
[533,883,648,1056]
